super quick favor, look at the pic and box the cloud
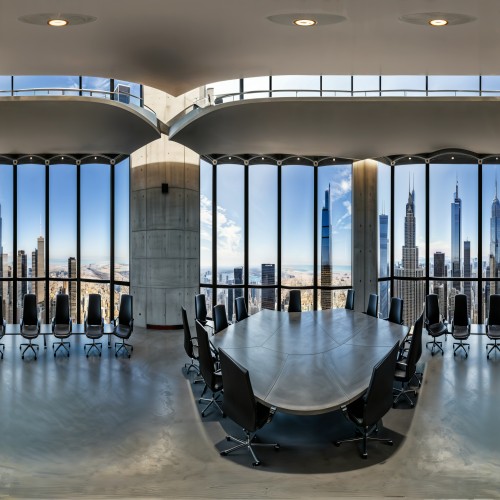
[336,200,352,229]
[329,169,352,199]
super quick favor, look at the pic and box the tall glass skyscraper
[261,263,276,310]
[433,251,447,319]
[395,182,425,325]
[320,185,332,309]
[488,179,500,316]
[464,240,471,316]
[451,180,462,289]
[379,211,389,318]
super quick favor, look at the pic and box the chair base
[334,424,393,459]
[198,385,224,417]
[393,381,417,408]
[84,341,102,358]
[453,341,470,358]
[220,430,280,466]
[115,340,133,358]
[486,339,500,359]
[53,341,70,357]
[20,341,39,360]
[426,337,444,356]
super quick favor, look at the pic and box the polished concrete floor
[0,327,499,498]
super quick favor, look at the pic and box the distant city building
[17,250,27,319]
[261,263,276,310]
[488,179,500,317]
[433,251,447,319]
[464,240,471,317]
[68,257,77,320]
[394,181,425,325]
[0,203,3,277]
[379,210,389,319]
[451,180,462,292]
[320,185,332,310]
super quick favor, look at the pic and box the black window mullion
[390,162,395,298]
[13,160,17,323]
[244,161,249,309]
[425,160,430,297]
[45,161,49,323]
[478,160,483,322]
[76,161,81,323]
[313,163,318,310]
[110,160,115,324]
[212,160,217,315]
[277,162,282,310]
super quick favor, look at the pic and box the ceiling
[3,1,500,96]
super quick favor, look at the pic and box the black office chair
[218,348,279,466]
[288,290,301,312]
[425,294,447,356]
[195,294,208,325]
[384,297,404,325]
[113,294,134,358]
[393,312,423,407]
[235,297,249,322]
[20,294,40,360]
[365,293,378,318]
[452,294,470,358]
[84,294,104,358]
[182,306,199,375]
[345,289,355,311]
[213,304,229,334]
[195,320,223,417]
[486,294,500,359]
[0,297,5,359]
[334,341,400,459]
[52,293,72,357]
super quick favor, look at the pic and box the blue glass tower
[489,178,500,313]
[320,185,332,309]
[451,180,462,291]
[379,210,389,318]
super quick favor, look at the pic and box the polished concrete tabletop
[212,309,408,415]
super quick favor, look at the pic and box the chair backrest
[54,294,70,325]
[218,348,258,432]
[363,341,400,427]
[87,294,102,325]
[426,294,441,325]
[405,312,424,379]
[234,296,249,322]
[213,304,229,334]
[453,294,468,327]
[489,294,500,327]
[118,294,133,326]
[195,294,208,323]
[345,289,355,311]
[366,293,378,318]
[288,290,301,312]
[195,320,218,390]
[23,294,38,326]
[388,297,404,324]
[182,306,195,359]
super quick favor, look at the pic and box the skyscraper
[261,263,276,310]
[394,180,425,325]
[489,178,500,317]
[17,250,27,319]
[464,240,471,317]
[320,185,332,310]
[379,210,389,319]
[433,251,447,319]
[68,257,77,320]
[0,203,3,277]
[36,235,45,306]
[451,180,462,291]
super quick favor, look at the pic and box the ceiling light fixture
[48,18,68,27]
[293,18,317,27]
[429,19,448,27]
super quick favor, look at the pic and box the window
[322,76,351,97]
[13,75,79,96]
[200,159,213,284]
[272,75,320,97]
[353,75,380,96]
[115,158,130,283]
[428,76,479,96]
[381,75,426,96]
[0,162,13,322]
[378,162,391,318]
[243,77,270,99]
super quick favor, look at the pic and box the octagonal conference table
[211,309,408,415]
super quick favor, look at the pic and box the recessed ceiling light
[451,156,455,160]
[293,18,317,27]
[48,18,68,27]
[429,19,448,27]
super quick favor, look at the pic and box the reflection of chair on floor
[20,294,40,360]
[218,347,279,466]
[196,320,223,417]
[84,294,104,358]
[334,341,400,459]
[182,306,199,376]
[52,293,72,357]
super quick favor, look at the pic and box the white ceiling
[3,1,500,96]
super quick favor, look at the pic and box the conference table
[212,309,408,415]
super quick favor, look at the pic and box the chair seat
[488,325,500,339]
[428,322,447,337]
[345,394,365,426]
[394,365,408,381]
[114,324,132,340]
[452,326,469,340]
[86,325,103,339]
[21,325,38,339]
[53,324,71,338]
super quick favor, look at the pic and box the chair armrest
[113,317,118,327]
[20,318,24,330]
[69,319,73,333]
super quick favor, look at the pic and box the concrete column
[130,86,202,328]
[352,159,378,313]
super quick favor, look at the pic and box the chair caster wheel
[226,436,231,441]
[131,347,134,351]
[410,403,414,408]
[128,355,131,358]
[99,354,101,357]
[86,354,89,358]
[387,440,394,446]
[201,413,206,417]
[393,403,397,408]
[21,355,24,359]
[222,413,226,418]
[115,353,117,357]
[362,453,368,459]
[334,441,340,447]
[252,461,261,467]
[274,444,280,450]
[53,353,56,357]
[220,451,227,456]
[414,391,418,397]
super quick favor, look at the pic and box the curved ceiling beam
[168,97,500,159]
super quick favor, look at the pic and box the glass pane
[317,163,352,310]
[282,165,314,286]
[82,76,111,99]
[13,75,79,96]
[49,281,77,322]
[378,162,391,318]
[113,79,141,107]
[243,76,270,99]
[272,75,320,97]
[114,284,130,321]
[381,75,426,96]
[17,163,45,319]
[115,158,130,282]
[49,163,77,278]
[206,80,240,103]
[353,75,379,96]
[430,161,477,322]
[0,163,13,272]
[428,75,479,96]
[316,289,350,311]
[249,163,277,285]
[81,163,110,280]
[1,281,13,322]
[280,289,313,311]
[80,284,111,324]
[216,163,244,284]
[482,76,500,97]
[216,288,243,323]
[393,163,426,325]
[248,287,276,313]
[0,76,11,95]
[200,159,212,284]
[322,75,351,96]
